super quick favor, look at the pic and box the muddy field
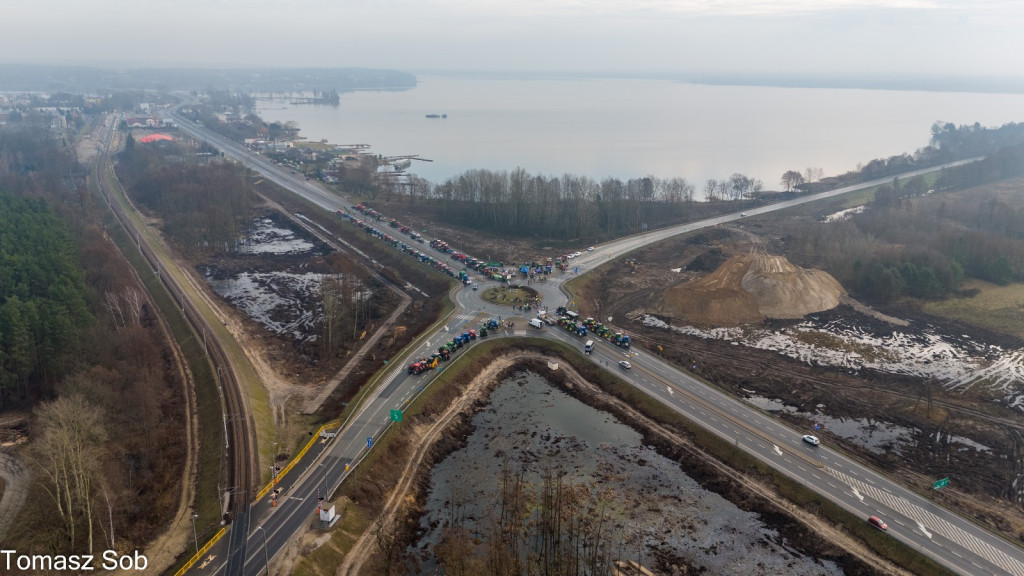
[573,226,1024,541]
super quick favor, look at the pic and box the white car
[619,361,632,369]
[801,435,820,446]
[587,246,595,251]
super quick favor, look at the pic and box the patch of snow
[237,217,314,254]
[643,314,1024,412]
[822,205,865,223]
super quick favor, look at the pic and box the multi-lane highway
[168,114,1022,575]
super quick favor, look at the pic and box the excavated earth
[652,252,846,326]
[574,225,1024,543]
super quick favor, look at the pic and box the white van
[528,318,543,329]
[584,340,594,354]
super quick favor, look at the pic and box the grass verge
[312,336,955,575]
[924,279,1024,340]
[103,164,275,484]
[92,176,225,540]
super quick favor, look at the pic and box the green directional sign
[933,477,949,490]
[390,409,403,423]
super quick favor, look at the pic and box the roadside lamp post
[256,525,270,576]
[190,513,199,556]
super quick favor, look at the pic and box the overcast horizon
[3,0,1021,81]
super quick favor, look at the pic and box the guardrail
[253,421,341,502]
[173,527,227,576]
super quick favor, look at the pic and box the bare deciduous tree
[781,170,805,191]
[34,394,107,554]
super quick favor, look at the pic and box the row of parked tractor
[553,306,631,348]
[338,203,582,290]
[338,204,510,286]
[406,317,512,375]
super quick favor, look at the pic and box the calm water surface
[412,371,844,575]
[257,75,1024,187]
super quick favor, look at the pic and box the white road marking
[852,488,864,502]
[773,445,783,456]
[917,521,932,539]
[826,467,1024,575]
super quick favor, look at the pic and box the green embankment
[90,171,225,540]
[296,336,952,576]
[925,279,1024,340]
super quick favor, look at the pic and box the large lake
[256,75,1024,188]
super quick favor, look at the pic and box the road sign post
[390,409,403,422]
[933,477,949,490]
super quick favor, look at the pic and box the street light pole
[190,514,199,556]
[256,525,270,576]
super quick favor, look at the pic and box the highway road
[168,114,1022,575]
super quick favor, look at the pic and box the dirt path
[334,353,909,576]
[115,285,201,575]
[336,353,529,576]
[0,451,28,540]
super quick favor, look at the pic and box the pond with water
[412,371,845,574]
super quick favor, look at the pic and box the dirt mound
[655,253,845,326]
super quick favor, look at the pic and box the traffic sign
[933,477,949,490]
[390,409,403,422]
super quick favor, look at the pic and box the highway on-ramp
[170,115,1021,575]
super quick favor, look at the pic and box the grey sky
[2,0,1020,77]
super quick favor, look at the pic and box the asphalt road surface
[169,114,1020,575]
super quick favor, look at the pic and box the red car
[868,516,888,531]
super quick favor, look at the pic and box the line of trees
[117,137,256,257]
[1,119,187,556]
[796,121,1024,196]
[703,173,765,201]
[394,168,731,241]
[790,169,1024,303]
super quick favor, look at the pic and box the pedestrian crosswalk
[826,467,1024,576]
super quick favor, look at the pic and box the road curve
[170,115,1021,576]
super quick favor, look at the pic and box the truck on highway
[585,340,594,354]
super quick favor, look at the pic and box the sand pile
[655,253,845,326]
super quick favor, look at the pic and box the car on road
[588,246,595,251]
[471,284,478,290]
[741,212,748,216]
[867,515,888,531]
[619,360,632,369]
[801,434,820,446]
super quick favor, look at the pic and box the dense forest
[377,122,1024,242]
[797,121,1024,194]
[789,171,1024,303]
[0,120,187,555]
[116,135,256,257]
[0,192,92,406]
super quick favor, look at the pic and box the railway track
[93,132,255,520]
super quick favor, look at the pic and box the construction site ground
[189,195,1024,574]
[380,201,1024,543]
